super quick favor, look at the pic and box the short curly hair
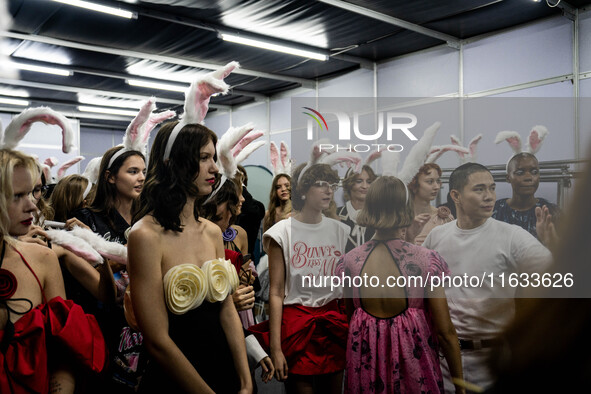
[292,163,339,211]
[408,163,442,195]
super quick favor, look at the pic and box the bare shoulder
[128,216,162,244]
[200,217,222,237]
[13,240,59,278]
[233,224,247,236]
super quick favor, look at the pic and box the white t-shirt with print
[263,217,350,308]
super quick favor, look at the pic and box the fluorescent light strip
[0,89,29,98]
[221,33,328,61]
[127,78,188,93]
[0,97,30,106]
[78,95,144,109]
[52,0,136,19]
[10,62,72,76]
[78,105,137,117]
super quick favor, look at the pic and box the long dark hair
[90,146,145,229]
[201,176,241,226]
[263,174,291,231]
[133,121,218,232]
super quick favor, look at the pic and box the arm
[38,246,76,394]
[426,287,465,394]
[267,238,288,381]
[212,228,252,393]
[128,225,215,394]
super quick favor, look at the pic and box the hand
[232,285,255,311]
[64,217,90,231]
[258,356,275,383]
[270,348,288,381]
[19,225,49,246]
[536,205,558,248]
[406,213,431,242]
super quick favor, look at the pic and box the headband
[495,125,548,171]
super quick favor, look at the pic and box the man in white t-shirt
[423,162,553,392]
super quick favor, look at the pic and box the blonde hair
[50,174,90,222]
[357,176,413,230]
[342,165,378,202]
[0,149,40,239]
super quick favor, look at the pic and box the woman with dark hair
[337,165,377,252]
[263,174,292,232]
[0,149,106,393]
[74,145,147,393]
[342,176,464,394]
[406,162,454,245]
[251,162,350,394]
[128,121,252,393]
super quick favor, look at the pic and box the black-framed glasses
[32,185,49,200]
[313,180,340,192]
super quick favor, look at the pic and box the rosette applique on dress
[162,258,239,315]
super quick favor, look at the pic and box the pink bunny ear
[124,98,155,151]
[468,134,483,159]
[425,145,469,164]
[425,146,442,164]
[57,156,84,180]
[269,142,280,171]
[526,125,548,154]
[3,107,74,153]
[495,131,522,154]
[231,128,259,158]
[321,151,362,171]
[41,164,52,184]
[44,157,59,168]
[235,138,266,164]
[450,134,462,146]
[184,61,240,125]
[141,110,176,145]
[280,142,289,166]
[365,151,382,166]
[217,123,253,178]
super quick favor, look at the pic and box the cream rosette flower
[224,259,240,293]
[163,263,207,315]
[202,258,238,302]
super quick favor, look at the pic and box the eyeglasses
[313,180,340,192]
[32,185,49,200]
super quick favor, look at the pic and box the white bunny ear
[425,146,442,164]
[280,141,291,175]
[468,134,483,161]
[364,151,382,167]
[526,125,548,154]
[450,134,462,146]
[57,155,84,180]
[234,130,265,164]
[269,142,280,173]
[495,131,522,154]
[217,123,254,178]
[141,109,176,146]
[44,157,59,168]
[319,151,362,172]
[3,107,74,153]
[124,98,156,152]
[231,128,260,157]
[183,61,239,125]
[235,139,266,164]
[381,150,401,177]
[70,226,128,265]
[398,121,441,184]
[425,145,469,164]
[45,229,103,265]
[82,157,102,184]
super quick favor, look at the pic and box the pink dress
[343,239,450,394]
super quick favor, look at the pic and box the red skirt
[249,300,348,375]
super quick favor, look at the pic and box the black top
[74,208,130,245]
[235,187,265,255]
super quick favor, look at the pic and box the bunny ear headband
[270,141,293,177]
[1,106,74,153]
[425,133,481,164]
[204,122,266,204]
[163,61,240,161]
[381,121,442,203]
[296,139,363,184]
[344,150,382,178]
[108,97,176,169]
[495,125,548,171]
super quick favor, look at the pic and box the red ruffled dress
[0,246,107,393]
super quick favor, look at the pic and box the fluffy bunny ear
[320,151,362,172]
[526,125,548,154]
[57,155,84,180]
[124,98,156,152]
[381,150,400,177]
[398,121,441,184]
[217,123,254,178]
[44,157,59,168]
[425,146,442,164]
[231,127,260,157]
[310,138,332,164]
[3,107,74,153]
[141,110,176,146]
[183,61,239,125]
[45,229,103,265]
[450,134,462,147]
[269,142,280,172]
[495,131,522,154]
[468,134,483,161]
[365,151,382,167]
[425,145,469,164]
[82,157,102,185]
[70,226,128,265]
[234,132,266,164]
[280,141,291,175]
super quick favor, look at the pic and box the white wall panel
[580,9,591,72]
[318,68,374,97]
